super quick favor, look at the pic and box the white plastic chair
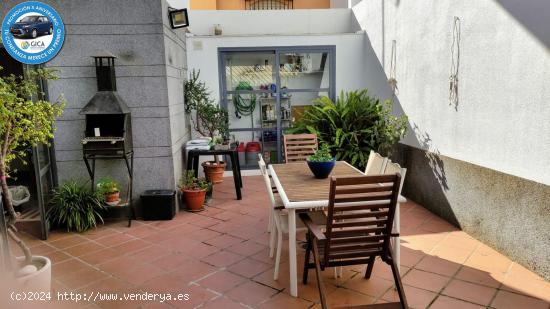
[364,150,388,175]
[258,157,325,280]
[384,160,407,273]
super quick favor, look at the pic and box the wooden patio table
[269,161,405,297]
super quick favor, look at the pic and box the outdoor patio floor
[12,176,550,309]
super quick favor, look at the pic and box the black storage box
[141,190,176,220]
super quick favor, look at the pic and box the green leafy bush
[96,177,119,195]
[308,144,334,162]
[288,90,408,169]
[47,182,105,232]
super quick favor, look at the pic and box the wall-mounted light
[168,8,189,29]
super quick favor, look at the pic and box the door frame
[218,45,336,163]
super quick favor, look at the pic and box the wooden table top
[271,161,364,202]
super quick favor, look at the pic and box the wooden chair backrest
[283,134,318,163]
[323,174,401,266]
[364,150,388,175]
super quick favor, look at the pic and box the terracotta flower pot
[202,161,226,184]
[182,188,207,211]
[105,191,120,206]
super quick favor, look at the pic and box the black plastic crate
[141,190,176,221]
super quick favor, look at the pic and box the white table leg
[288,209,298,297]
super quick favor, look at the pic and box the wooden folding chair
[283,134,318,163]
[300,174,408,309]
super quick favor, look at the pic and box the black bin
[141,190,176,220]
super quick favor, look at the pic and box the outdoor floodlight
[169,8,189,29]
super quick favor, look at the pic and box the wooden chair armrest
[299,213,326,241]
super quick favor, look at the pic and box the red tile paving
[13,175,550,308]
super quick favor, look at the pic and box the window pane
[279,52,330,90]
[225,52,276,91]
[281,91,328,129]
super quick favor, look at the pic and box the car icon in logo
[10,15,53,39]
[20,41,30,49]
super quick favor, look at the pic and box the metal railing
[245,0,293,10]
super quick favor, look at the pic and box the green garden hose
[233,81,256,118]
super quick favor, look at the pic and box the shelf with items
[259,97,293,127]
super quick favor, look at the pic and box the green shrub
[47,182,105,232]
[308,144,334,162]
[288,90,408,169]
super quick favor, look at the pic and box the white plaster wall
[353,0,550,186]
[188,9,358,36]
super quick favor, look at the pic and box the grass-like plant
[47,182,105,233]
[288,89,408,169]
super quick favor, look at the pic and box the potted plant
[185,70,229,184]
[179,171,209,212]
[47,181,105,232]
[288,89,408,170]
[97,177,120,206]
[0,68,64,293]
[307,144,336,179]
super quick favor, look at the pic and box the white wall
[353,0,550,185]
[188,9,359,36]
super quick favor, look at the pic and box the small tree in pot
[184,70,229,184]
[0,68,64,291]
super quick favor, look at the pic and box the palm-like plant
[288,90,408,169]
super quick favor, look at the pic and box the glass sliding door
[220,46,335,167]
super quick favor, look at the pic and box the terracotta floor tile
[415,255,462,277]
[430,295,485,309]
[202,250,244,267]
[342,274,395,298]
[52,258,91,278]
[203,234,245,249]
[110,239,150,254]
[227,258,272,278]
[402,269,451,293]
[227,239,267,256]
[226,281,278,306]
[138,273,190,293]
[45,250,72,264]
[151,252,194,271]
[28,177,549,308]
[455,266,503,288]
[131,245,171,264]
[197,270,248,293]
[441,279,497,306]
[490,290,549,309]
[49,235,88,249]
[201,296,248,309]
[57,266,109,289]
[325,288,376,307]
[95,233,136,247]
[176,260,219,282]
[257,292,313,309]
[501,263,550,302]
[382,285,437,309]
[179,242,219,259]
[63,241,106,257]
